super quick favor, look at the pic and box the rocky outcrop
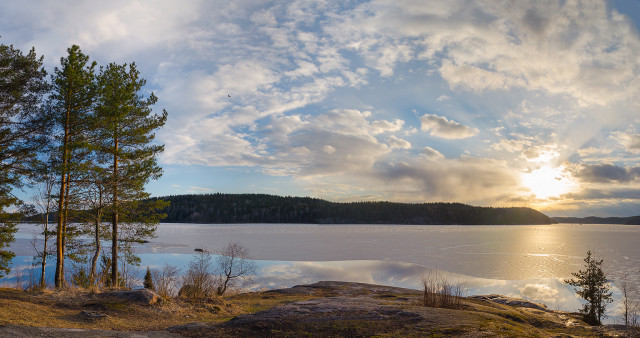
[469,294,550,312]
[172,281,639,337]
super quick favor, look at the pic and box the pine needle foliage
[565,250,613,325]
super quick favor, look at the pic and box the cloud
[612,132,640,154]
[322,145,336,154]
[367,156,520,203]
[0,0,204,65]
[387,135,411,149]
[564,188,640,201]
[577,147,613,158]
[440,61,526,92]
[575,164,640,183]
[332,0,640,106]
[420,147,444,159]
[189,186,215,192]
[522,145,559,163]
[492,138,532,153]
[420,114,478,139]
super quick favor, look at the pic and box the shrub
[420,269,466,309]
[215,242,256,296]
[152,264,180,298]
[181,251,216,299]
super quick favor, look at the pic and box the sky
[3,0,640,217]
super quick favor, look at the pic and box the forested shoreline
[552,216,640,225]
[150,193,553,225]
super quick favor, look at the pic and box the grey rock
[98,289,160,305]
[470,294,550,311]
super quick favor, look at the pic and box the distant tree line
[150,193,552,225]
[553,216,640,225]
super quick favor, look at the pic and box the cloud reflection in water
[250,259,583,313]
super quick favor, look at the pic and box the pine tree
[0,41,48,278]
[94,62,167,287]
[144,266,154,290]
[50,45,97,288]
[565,250,613,325]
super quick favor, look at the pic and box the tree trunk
[91,190,102,285]
[61,170,71,286]
[39,212,48,288]
[55,106,71,289]
[91,219,101,285]
[111,139,119,287]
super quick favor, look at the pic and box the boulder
[99,289,160,305]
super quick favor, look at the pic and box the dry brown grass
[0,287,240,331]
[1,283,633,337]
[0,286,318,332]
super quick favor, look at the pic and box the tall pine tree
[50,45,96,288]
[94,62,167,287]
[0,41,48,278]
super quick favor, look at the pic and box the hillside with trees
[151,193,553,225]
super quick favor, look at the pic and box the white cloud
[577,147,606,157]
[369,43,413,77]
[492,138,532,153]
[388,135,411,149]
[286,60,319,78]
[329,0,640,106]
[371,119,404,134]
[420,114,478,139]
[421,147,444,159]
[440,61,526,92]
[612,132,640,154]
[323,145,336,154]
[215,61,278,97]
[189,186,215,192]
[522,145,560,163]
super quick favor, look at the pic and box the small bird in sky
[228,94,231,97]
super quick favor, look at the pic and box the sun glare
[521,166,575,199]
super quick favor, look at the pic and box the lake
[4,223,640,322]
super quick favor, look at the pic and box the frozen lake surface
[5,222,640,321]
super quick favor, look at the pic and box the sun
[521,165,576,199]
